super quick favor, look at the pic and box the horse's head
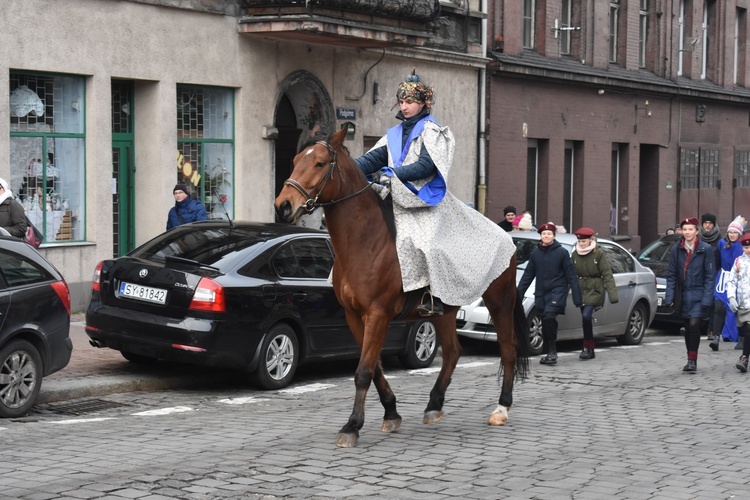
[275,127,348,224]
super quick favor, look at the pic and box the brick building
[486,1,750,250]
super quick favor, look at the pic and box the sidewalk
[37,314,237,404]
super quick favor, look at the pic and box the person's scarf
[575,239,597,256]
[700,225,721,245]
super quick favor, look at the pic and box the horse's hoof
[381,418,402,433]
[423,410,444,424]
[336,432,358,448]
[487,405,508,426]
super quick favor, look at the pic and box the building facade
[1,0,488,310]
[486,0,750,250]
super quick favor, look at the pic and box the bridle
[283,140,374,216]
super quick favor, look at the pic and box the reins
[283,140,374,216]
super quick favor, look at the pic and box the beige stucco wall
[0,0,483,311]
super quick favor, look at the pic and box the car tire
[253,323,299,390]
[527,309,544,356]
[398,320,438,369]
[120,351,158,364]
[0,339,43,418]
[617,302,647,345]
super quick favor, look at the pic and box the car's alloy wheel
[254,324,299,390]
[527,310,544,356]
[617,302,647,345]
[398,320,438,369]
[0,340,43,418]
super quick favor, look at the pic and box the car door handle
[293,292,307,301]
[628,281,636,287]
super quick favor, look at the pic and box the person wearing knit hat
[498,205,517,232]
[698,213,721,342]
[711,215,748,352]
[664,216,715,373]
[166,182,208,230]
[517,213,534,231]
[511,215,523,230]
[517,221,582,365]
[725,232,750,372]
[571,227,618,360]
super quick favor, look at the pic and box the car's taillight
[51,280,71,316]
[189,277,226,312]
[91,261,104,293]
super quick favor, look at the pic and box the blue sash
[384,115,446,206]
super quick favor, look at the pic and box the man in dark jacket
[166,183,208,230]
[517,222,582,365]
[498,205,516,232]
[664,217,715,373]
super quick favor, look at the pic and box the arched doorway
[273,71,335,198]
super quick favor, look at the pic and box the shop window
[176,85,235,221]
[10,72,85,243]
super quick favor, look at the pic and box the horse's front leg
[337,312,393,448]
[423,313,460,424]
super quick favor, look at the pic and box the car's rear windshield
[130,227,267,268]
[637,239,675,263]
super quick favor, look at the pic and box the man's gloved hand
[730,297,739,313]
[371,169,392,186]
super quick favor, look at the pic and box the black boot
[579,347,595,360]
[417,291,443,317]
[540,345,558,365]
[709,336,719,351]
[737,355,748,373]
[735,337,745,351]
[683,359,697,372]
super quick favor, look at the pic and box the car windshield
[130,227,267,268]
[637,238,674,263]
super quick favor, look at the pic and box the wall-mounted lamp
[665,181,673,190]
[372,82,380,105]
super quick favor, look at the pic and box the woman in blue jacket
[166,183,208,230]
[517,222,582,365]
[664,217,715,372]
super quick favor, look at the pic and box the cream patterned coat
[726,252,750,324]
[369,120,516,306]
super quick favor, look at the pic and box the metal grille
[34,399,130,416]
[700,149,719,188]
[10,74,54,131]
[112,81,132,134]
[736,150,750,188]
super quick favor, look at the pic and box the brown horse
[274,127,530,448]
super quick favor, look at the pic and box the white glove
[729,297,739,313]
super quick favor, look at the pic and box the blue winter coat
[664,238,715,318]
[517,239,582,315]
[166,197,208,230]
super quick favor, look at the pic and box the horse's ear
[329,125,349,149]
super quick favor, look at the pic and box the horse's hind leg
[484,274,518,426]
[423,313,461,424]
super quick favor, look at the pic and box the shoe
[682,360,697,373]
[579,348,595,360]
[737,356,748,373]
[709,337,719,351]
[417,292,443,317]
[736,338,745,351]
[540,354,557,365]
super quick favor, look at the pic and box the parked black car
[85,221,437,389]
[636,234,682,325]
[0,235,72,417]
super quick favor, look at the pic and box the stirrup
[417,290,443,317]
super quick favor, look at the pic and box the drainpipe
[477,0,488,215]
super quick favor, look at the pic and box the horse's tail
[513,289,531,380]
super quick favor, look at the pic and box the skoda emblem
[139,269,148,278]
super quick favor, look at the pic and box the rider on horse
[355,69,516,316]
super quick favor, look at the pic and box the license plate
[457,310,465,321]
[118,282,167,305]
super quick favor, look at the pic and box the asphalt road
[1,319,748,499]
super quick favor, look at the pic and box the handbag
[24,216,43,248]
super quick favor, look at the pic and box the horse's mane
[299,133,396,241]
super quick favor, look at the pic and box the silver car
[457,232,658,356]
